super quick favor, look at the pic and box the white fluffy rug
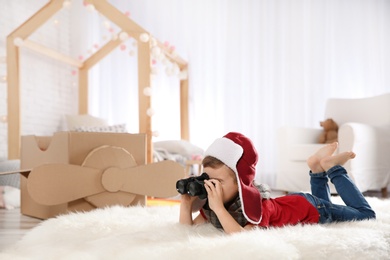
[1,197,389,260]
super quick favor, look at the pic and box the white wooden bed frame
[6,0,189,163]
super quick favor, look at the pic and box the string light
[150,37,157,47]
[151,46,161,58]
[139,33,150,43]
[63,0,72,8]
[1,115,7,123]
[146,108,155,117]
[102,20,111,29]
[86,4,96,12]
[143,87,152,96]
[119,32,129,41]
[0,75,7,83]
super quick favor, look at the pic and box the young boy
[179,132,376,234]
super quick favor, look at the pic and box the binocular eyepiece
[176,172,209,199]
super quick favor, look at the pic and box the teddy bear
[318,118,338,144]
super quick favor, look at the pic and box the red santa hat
[204,132,262,224]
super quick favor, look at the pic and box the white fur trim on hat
[204,138,243,173]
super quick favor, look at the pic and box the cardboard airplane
[2,132,185,219]
[27,145,184,207]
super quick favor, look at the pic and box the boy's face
[204,165,239,204]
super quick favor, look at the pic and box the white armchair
[276,93,390,196]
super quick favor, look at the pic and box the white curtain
[76,0,390,186]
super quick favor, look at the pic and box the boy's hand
[180,193,198,205]
[204,179,224,212]
[204,179,247,234]
[179,193,200,225]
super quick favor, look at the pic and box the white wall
[0,1,78,158]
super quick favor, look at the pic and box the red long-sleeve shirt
[259,195,319,227]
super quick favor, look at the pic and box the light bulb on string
[146,108,155,117]
[86,4,96,12]
[156,52,165,62]
[119,32,129,41]
[143,87,153,96]
[1,115,7,123]
[140,33,150,43]
[63,0,72,8]
[150,37,157,47]
[103,20,111,29]
[111,33,118,41]
[151,46,161,58]
[0,75,7,83]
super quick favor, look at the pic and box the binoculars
[176,172,209,199]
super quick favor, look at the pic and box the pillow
[66,114,108,130]
[73,124,127,133]
[153,140,204,159]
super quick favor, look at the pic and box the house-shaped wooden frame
[6,0,189,162]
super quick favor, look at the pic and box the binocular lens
[176,180,188,194]
[176,173,209,199]
[187,181,207,199]
[176,177,194,194]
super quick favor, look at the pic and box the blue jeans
[292,165,376,224]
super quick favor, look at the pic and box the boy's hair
[202,156,237,184]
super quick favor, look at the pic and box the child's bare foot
[320,151,356,172]
[307,142,338,173]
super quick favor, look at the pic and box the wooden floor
[0,208,42,251]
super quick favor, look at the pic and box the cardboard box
[20,132,147,219]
